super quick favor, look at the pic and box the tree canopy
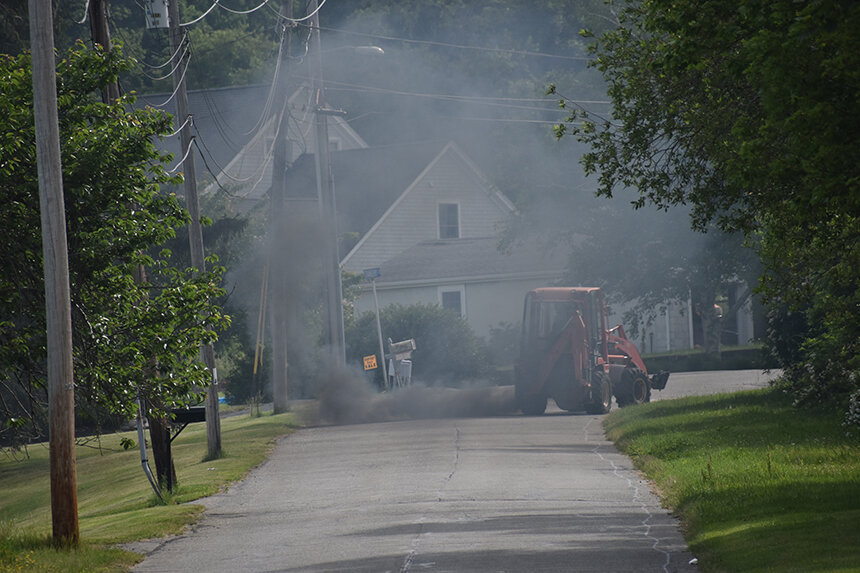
[0,43,229,447]
[554,0,859,422]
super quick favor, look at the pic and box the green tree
[0,43,229,448]
[553,0,859,421]
[563,200,759,353]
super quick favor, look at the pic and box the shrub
[346,303,491,388]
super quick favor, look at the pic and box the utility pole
[268,1,294,413]
[29,0,79,547]
[308,0,346,365]
[167,0,221,458]
[89,0,175,489]
[88,0,119,103]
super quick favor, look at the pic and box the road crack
[401,427,461,573]
[584,417,672,573]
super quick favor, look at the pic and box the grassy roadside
[604,387,860,572]
[1,411,298,572]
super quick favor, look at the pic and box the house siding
[343,149,511,273]
[462,278,554,338]
[354,274,563,339]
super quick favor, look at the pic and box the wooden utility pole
[88,0,119,103]
[89,0,177,490]
[29,0,79,547]
[166,0,221,458]
[308,0,346,365]
[269,0,294,413]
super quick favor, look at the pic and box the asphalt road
[131,370,776,573]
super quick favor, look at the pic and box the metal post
[167,0,221,457]
[29,0,79,547]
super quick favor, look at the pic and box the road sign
[363,267,381,280]
[363,354,378,370]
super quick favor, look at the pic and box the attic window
[438,203,460,239]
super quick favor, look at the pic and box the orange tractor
[514,287,669,415]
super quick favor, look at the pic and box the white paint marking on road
[584,416,672,573]
[400,546,416,573]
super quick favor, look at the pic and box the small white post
[372,278,388,388]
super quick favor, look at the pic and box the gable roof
[136,84,272,181]
[136,83,368,197]
[283,140,452,237]
[373,237,567,286]
[339,141,516,267]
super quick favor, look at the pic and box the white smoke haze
[306,366,517,426]
[205,3,731,407]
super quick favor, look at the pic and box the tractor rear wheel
[616,368,651,407]
[585,373,612,415]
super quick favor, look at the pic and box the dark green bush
[346,303,491,389]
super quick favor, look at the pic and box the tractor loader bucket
[650,370,670,391]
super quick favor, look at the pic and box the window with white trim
[438,203,460,239]
[439,286,466,317]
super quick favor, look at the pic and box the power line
[194,83,295,195]
[434,116,586,126]
[78,0,92,24]
[342,110,585,127]
[144,31,188,70]
[164,114,193,137]
[146,53,192,107]
[293,76,608,116]
[326,81,609,105]
[192,138,241,197]
[166,135,196,173]
[310,24,592,63]
[139,44,189,81]
[284,0,328,23]
[181,0,221,27]
[107,12,178,71]
[324,84,568,115]
[236,24,289,137]
[181,0,321,27]
[218,0,275,16]
[551,87,618,127]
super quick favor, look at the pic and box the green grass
[0,411,298,572]
[604,388,860,572]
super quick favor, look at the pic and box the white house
[355,237,567,338]
[275,140,568,338]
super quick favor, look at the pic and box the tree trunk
[702,307,722,356]
[147,414,176,492]
[695,287,723,356]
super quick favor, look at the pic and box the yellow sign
[363,354,378,370]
